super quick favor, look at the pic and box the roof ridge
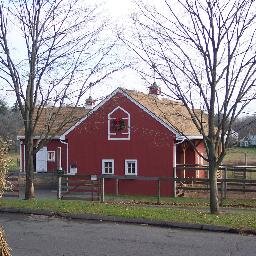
[124,89,184,106]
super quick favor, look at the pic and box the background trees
[125,0,256,213]
[0,0,124,199]
[233,115,256,140]
[0,99,23,151]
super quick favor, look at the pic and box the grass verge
[106,195,256,208]
[0,198,256,230]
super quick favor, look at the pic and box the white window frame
[102,159,114,175]
[47,151,55,162]
[108,106,130,141]
[125,159,138,176]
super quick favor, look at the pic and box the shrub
[0,138,12,255]
[0,138,10,198]
[0,227,11,256]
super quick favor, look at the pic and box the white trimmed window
[108,106,130,141]
[47,151,55,162]
[102,159,114,174]
[125,160,138,175]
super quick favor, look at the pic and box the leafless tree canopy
[0,0,125,199]
[125,0,256,213]
[128,0,256,161]
[0,0,122,132]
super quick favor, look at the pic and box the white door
[36,147,47,172]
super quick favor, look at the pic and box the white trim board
[120,89,180,136]
[17,135,61,140]
[108,106,131,141]
[102,159,115,174]
[60,89,122,140]
[125,159,138,176]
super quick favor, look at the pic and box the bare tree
[125,0,256,213]
[0,0,124,199]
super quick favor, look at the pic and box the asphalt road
[1,213,256,256]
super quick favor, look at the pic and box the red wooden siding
[66,92,175,196]
[176,140,206,178]
[46,140,67,172]
[20,139,67,172]
[108,107,130,140]
[18,90,208,197]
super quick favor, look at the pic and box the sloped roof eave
[177,135,204,141]
[60,88,182,140]
[60,89,122,140]
[17,135,61,140]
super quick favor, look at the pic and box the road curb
[0,207,255,235]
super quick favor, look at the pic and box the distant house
[227,130,239,146]
[239,135,256,147]
[18,86,208,196]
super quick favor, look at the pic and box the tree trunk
[24,134,35,199]
[208,160,219,214]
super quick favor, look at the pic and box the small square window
[102,159,114,174]
[125,160,137,175]
[47,151,55,162]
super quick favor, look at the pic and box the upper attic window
[108,106,130,140]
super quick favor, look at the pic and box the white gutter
[60,140,69,173]
[19,141,23,172]
[176,135,203,141]
[17,135,61,140]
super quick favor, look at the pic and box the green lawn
[224,147,256,165]
[3,147,256,231]
[108,195,256,208]
[1,198,256,230]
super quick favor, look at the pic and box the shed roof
[126,89,207,136]
[18,88,207,138]
[18,107,89,137]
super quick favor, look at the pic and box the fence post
[224,167,227,199]
[101,177,105,203]
[173,167,177,197]
[157,178,161,204]
[220,180,224,207]
[243,167,246,193]
[57,175,62,199]
[115,178,119,197]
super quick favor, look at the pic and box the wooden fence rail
[57,174,101,201]
[56,165,256,203]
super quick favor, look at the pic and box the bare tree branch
[124,0,256,213]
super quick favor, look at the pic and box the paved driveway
[1,212,256,256]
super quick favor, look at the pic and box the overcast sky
[1,0,150,106]
[1,0,255,116]
[93,0,150,99]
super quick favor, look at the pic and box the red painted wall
[176,140,206,179]
[195,141,207,178]
[46,140,67,172]
[20,139,67,172]
[66,92,175,196]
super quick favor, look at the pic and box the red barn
[18,87,207,196]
